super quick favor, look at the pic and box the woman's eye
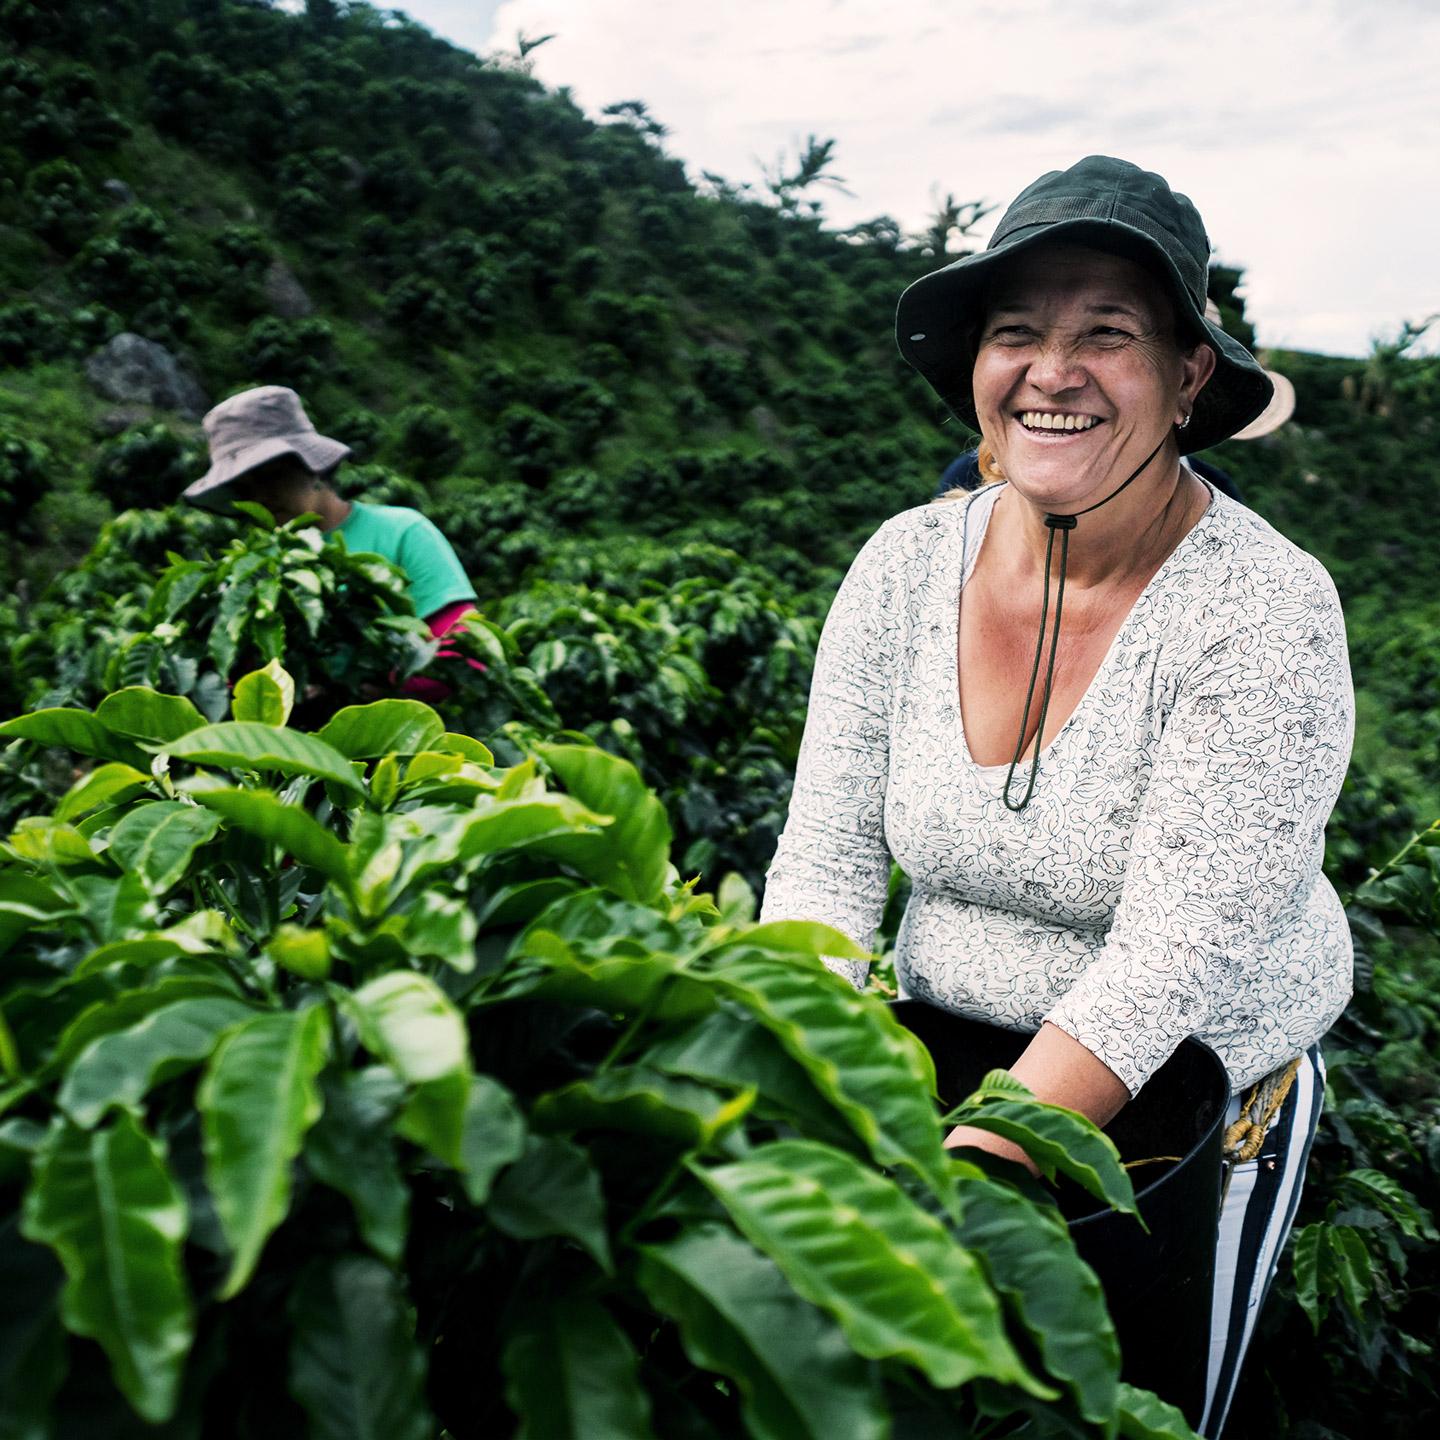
[989,326,1033,342]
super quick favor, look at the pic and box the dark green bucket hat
[895,155,1274,454]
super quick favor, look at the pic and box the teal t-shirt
[332,502,475,619]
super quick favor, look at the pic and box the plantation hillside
[3,2,1440,1435]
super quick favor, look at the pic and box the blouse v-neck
[951,477,1217,776]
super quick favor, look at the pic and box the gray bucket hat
[183,385,351,511]
[895,156,1274,454]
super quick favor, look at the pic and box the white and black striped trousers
[1200,1044,1326,1438]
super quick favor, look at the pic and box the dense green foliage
[2,2,1440,1436]
[0,667,1200,1438]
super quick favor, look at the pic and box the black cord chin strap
[1001,429,1174,812]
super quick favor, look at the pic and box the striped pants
[1200,1044,1326,1438]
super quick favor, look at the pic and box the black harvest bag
[892,1001,1229,1425]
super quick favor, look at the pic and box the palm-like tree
[600,99,670,142]
[914,192,995,258]
[761,136,853,217]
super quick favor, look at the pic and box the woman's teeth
[1018,412,1100,432]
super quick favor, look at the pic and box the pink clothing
[398,601,487,703]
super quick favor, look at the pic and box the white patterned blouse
[760,479,1354,1097]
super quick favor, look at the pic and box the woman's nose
[1025,338,1086,393]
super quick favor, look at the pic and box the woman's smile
[1013,409,1105,439]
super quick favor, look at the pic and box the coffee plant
[0,674,1196,1438]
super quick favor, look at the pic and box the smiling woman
[760,155,1353,1438]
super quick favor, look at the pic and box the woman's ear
[1178,342,1218,421]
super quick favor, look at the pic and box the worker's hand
[943,1123,1040,1177]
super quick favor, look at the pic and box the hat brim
[182,432,352,513]
[1229,371,1295,441]
[895,218,1274,454]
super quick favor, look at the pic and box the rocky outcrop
[263,258,314,319]
[94,406,153,437]
[84,333,209,420]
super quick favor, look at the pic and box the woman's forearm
[943,1022,1129,1170]
[1008,1021,1131,1124]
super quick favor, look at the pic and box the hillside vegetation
[3,2,1440,1435]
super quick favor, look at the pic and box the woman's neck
[996,460,1207,592]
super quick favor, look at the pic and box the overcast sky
[392,0,1439,358]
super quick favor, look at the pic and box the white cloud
[395,0,1440,355]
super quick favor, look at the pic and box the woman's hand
[943,1023,1130,1181]
[943,1123,1040,1176]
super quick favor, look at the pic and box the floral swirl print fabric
[760,481,1355,1097]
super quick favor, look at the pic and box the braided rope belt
[1223,1057,1302,1166]
[1216,1056,1304,1211]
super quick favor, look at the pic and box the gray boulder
[84,333,210,420]
[263,258,314,319]
[94,406,153,437]
[101,178,137,207]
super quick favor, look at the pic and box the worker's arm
[943,1021,1129,1175]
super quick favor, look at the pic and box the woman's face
[233,458,321,525]
[972,243,1215,510]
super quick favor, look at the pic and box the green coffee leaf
[637,1223,886,1440]
[21,1114,192,1424]
[72,909,239,979]
[952,1165,1119,1422]
[715,871,757,925]
[288,1255,433,1440]
[535,1066,754,1147]
[645,1013,866,1152]
[350,973,468,1085]
[369,753,400,809]
[535,742,672,903]
[501,1298,650,1440]
[395,1072,526,1207]
[54,763,152,822]
[306,1070,409,1264]
[1293,1223,1325,1331]
[267,924,331,981]
[402,889,476,972]
[488,1134,612,1273]
[94,688,207,744]
[474,876,580,929]
[6,817,98,867]
[199,1006,331,1298]
[1116,1381,1200,1439]
[0,872,70,958]
[49,974,243,1074]
[58,995,256,1128]
[945,1087,1138,1218]
[232,660,296,727]
[387,796,609,902]
[1338,1169,1438,1240]
[1331,1224,1376,1322]
[495,932,709,1021]
[700,952,951,1201]
[715,919,868,960]
[160,722,366,796]
[692,1139,1046,1395]
[190,787,352,891]
[439,732,493,765]
[108,802,222,893]
[0,709,148,766]
[317,700,445,759]
[67,871,157,942]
